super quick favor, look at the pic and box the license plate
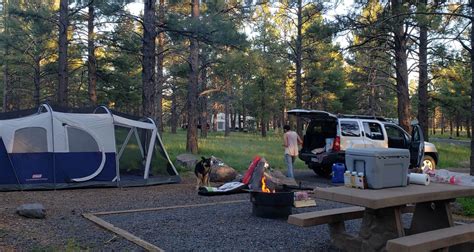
[311,157,319,162]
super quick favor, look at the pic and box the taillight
[333,136,341,152]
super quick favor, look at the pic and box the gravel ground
[0,170,449,251]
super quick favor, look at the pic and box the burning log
[247,158,297,192]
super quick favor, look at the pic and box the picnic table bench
[386,223,474,252]
[288,183,474,252]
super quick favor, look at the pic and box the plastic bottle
[431,170,474,186]
[432,169,451,184]
[355,173,362,189]
[332,163,345,184]
[344,171,351,187]
[357,172,367,189]
[351,172,357,188]
[458,175,474,186]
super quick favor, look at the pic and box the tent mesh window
[12,127,48,153]
[147,130,174,178]
[67,127,100,152]
[115,126,175,181]
[115,126,144,178]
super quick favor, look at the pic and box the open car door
[410,124,425,168]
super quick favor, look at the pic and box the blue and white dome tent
[0,104,180,190]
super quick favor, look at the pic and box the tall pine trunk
[212,111,217,131]
[242,104,247,130]
[199,65,208,138]
[231,108,236,130]
[87,2,97,106]
[470,0,474,175]
[2,0,11,112]
[155,0,165,132]
[368,69,376,115]
[171,85,178,134]
[58,0,69,106]
[467,118,471,138]
[2,50,9,111]
[441,114,445,135]
[260,77,266,137]
[186,0,199,153]
[142,0,156,118]
[34,56,41,107]
[450,119,453,136]
[392,0,411,132]
[295,0,303,136]
[418,0,429,141]
[456,113,460,137]
[281,79,287,127]
[224,85,230,137]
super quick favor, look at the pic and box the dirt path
[0,171,333,251]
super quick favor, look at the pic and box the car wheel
[311,164,332,178]
[421,155,436,173]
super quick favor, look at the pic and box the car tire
[311,165,332,178]
[421,155,436,173]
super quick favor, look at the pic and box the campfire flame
[261,176,275,193]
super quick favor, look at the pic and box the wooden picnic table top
[314,183,474,209]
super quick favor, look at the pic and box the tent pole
[143,128,157,179]
[45,104,57,190]
[116,127,134,184]
[133,128,146,159]
[155,131,179,175]
[118,128,134,161]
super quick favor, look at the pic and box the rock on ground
[210,165,238,183]
[176,153,198,170]
[16,203,46,219]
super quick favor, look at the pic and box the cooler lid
[346,148,410,158]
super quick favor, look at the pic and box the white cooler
[345,148,410,189]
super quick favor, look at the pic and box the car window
[363,122,384,140]
[413,127,421,142]
[340,121,360,137]
[384,125,405,139]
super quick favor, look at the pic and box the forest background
[1,0,474,171]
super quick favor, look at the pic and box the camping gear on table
[345,148,410,189]
[408,173,430,186]
[431,169,474,186]
[331,163,345,184]
[0,104,180,191]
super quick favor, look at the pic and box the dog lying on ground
[195,156,213,190]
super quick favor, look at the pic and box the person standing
[283,125,303,178]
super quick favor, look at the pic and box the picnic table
[296,183,474,251]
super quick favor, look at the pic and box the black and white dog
[195,156,214,190]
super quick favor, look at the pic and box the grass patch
[160,130,305,172]
[158,129,473,172]
[457,197,474,216]
[433,142,470,169]
[430,130,470,141]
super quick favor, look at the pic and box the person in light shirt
[283,125,303,178]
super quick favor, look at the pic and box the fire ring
[250,190,294,219]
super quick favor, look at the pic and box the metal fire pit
[250,190,294,219]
